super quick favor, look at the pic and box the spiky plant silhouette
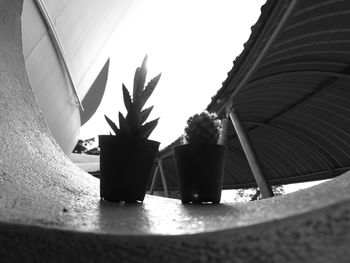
[105,56,161,139]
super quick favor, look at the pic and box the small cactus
[104,56,161,139]
[184,111,221,144]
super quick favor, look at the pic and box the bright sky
[80,0,267,148]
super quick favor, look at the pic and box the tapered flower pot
[99,135,160,202]
[173,144,227,204]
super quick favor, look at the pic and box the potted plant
[173,111,227,204]
[99,56,161,203]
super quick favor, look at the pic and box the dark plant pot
[173,144,226,204]
[99,135,160,202]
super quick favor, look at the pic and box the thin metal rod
[229,109,274,198]
[158,160,169,198]
[149,165,159,195]
[34,0,84,111]
[217,0,299,114]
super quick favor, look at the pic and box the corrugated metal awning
[157,0,350,190]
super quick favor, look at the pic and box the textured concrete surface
[1,0,350,262]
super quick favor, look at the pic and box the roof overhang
[158,0,350,190]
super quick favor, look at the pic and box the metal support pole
[149,165,159,195]
[218,116,229,146]
[216,0,299,115]
[229,108,274,198]
[149,160,170,197]
[158,160,170,198]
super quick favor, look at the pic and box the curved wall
[20,0,137,153]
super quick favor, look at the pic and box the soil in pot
[99,135,160,202]
[173,144,226,204]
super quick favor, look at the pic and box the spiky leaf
[104,115,119,135]
[133,55,148,102]
[126,107,139,131]
[139,118,159,139]
[123,83,139,130]
[118,112,129,134]
[104,55,160,139]
[122,84,132,112]
[140,106,153,124]
[138,73,161,110]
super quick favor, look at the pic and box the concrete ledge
[1,0,350,262]
[69,153,99,173]
[1,189,350,262]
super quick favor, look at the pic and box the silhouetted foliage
[233,185,285,202]
[104,56,161,139]
[72,137,99,155]
[184,111,221,144]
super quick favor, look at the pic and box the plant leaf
[118,112,129,135]
[126,106,139,131]
[140,106,153,124]
[139,73,161,110]
[123,84,139,130]
[122,84,132,112]
[139,118,159,139]
[104,115,119,135]
[133,55,148,104]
